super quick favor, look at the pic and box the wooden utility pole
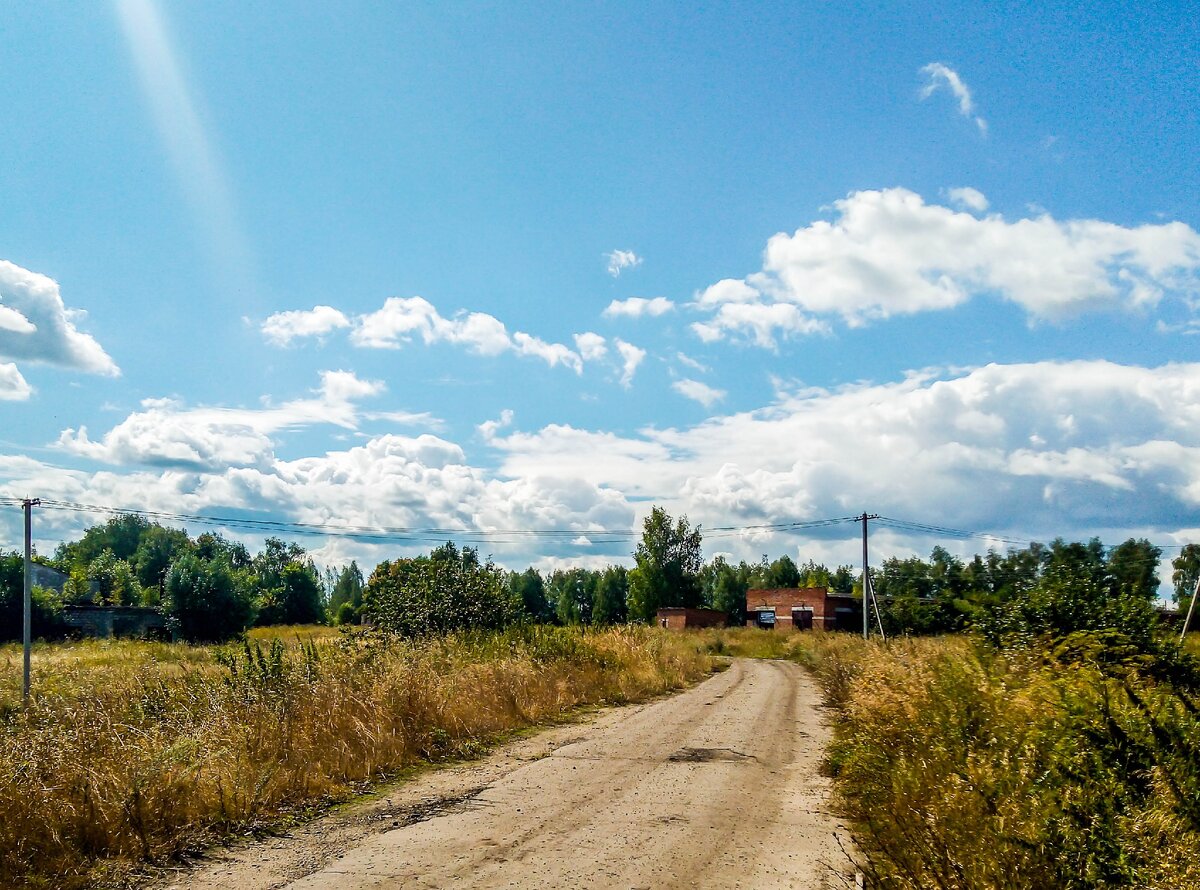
[860,513,879,639]
[22,498,40,703]
[1182,574,1200,645]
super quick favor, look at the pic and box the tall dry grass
[0,625,711,888]
[798,633,1200,890]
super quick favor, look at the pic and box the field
[702,627,1200,890]
[0,625,712,888]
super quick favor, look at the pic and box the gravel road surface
[160,657,857,889]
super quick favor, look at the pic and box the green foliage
[53,513,150,569]
[363,542,523,636]
[550,568,597,625]
[328,561,365,623]
[86,549,142,607]
[592,565,629,625]
[508,567,553,623]
[133,524,192,592]
[162,553,255,643]
[700,556,747,623]
[0,552,66,642]
[256,562,326,627]
[627,506,703,622]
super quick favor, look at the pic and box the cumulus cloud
[574,332,608,362]
[947,186,989,212]
[0,260,118,377]
[262,305,351,346]
[350,296,582,373]
[614,339,646,388]
[920,62,987,134]
[672,378,726,408]
[56,370,386,470]
[10,359,1200,572]
[487,360,1200,556]
[603,296,674,318]
[0,363,32,401]
[605,249,642,277]
[691,188,1200,345]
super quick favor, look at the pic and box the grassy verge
[700,628,1200,889]
[0,625,711,888]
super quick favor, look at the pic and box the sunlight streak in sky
[114,0,253,296]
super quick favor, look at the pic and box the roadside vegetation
[701,540,1200,889]
[0,624,710,887]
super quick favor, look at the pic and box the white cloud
[0,261,118,377]
[605,249,642,277]
[691,188,1200,345]
[920,62,987,134]
[947,186,989,212]
[675,352,709,373]
[574,332,608,362]
[672,378,726,408]
[10,359,1200,573]
[478,408,515,440]
[350,296,582,372]
[487,360,1200,559]
[56,370,385,470]
[262,305,351,346]
[614,339,646,388]
[0,363,32,401]
[603,296,674,318]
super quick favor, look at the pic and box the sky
[1,1,1198,585]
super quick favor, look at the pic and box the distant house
[29,563,69,593]
[656,607,729,630]
[745,587,860,631]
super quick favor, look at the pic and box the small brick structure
[62,605,170,640]
[656,607,730,630]
[745,587,861,631]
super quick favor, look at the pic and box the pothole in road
[667,747,757,763]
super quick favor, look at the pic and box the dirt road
[162,658,857,889]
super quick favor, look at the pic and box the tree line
[3,506,1196,643]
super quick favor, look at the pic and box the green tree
[592,566,629,625]
[54,513,150,569]
[701,556,747,624]
[363,542,522,636]
[134,525,193,594]
[162,553,255,643]
[257,562,326,626]
[1106,538,1161,600]
[87,550,142,606]
[627,507,703,623]
[0,553,65,642]
[328,561,366,624]
[508,567,553,623]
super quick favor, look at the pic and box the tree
[0,552,65,642]
[54,513,150,569]
[86,550,142,606]
[627,507,703,623]
[162,553,255,643]
[508,568,553,623]
[257,562,326,626]
[134,525,192,594]
[329,561,366,624]
[363,542,523,636]
[592,566,629,625]
[701,556,747,624]
[552,568,598,626]
[1106,538,1161,601]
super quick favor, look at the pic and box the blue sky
[1,1,1198,579]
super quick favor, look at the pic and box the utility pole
[22,497,40,703]
[860,512,879,640]
[1182,574,1200,645]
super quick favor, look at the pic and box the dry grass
[0,625,711,888]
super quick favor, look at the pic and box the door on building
[791,607,814,630]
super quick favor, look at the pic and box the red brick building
[745,587,860,631]
[656,607,730,630]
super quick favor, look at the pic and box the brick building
[745,587,860,631]
[656,607,730,630]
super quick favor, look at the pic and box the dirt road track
[161,658,858,889]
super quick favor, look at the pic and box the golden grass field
[0,625,712,888]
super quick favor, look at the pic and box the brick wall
[656,607,729,629]
[745,588,860,630]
